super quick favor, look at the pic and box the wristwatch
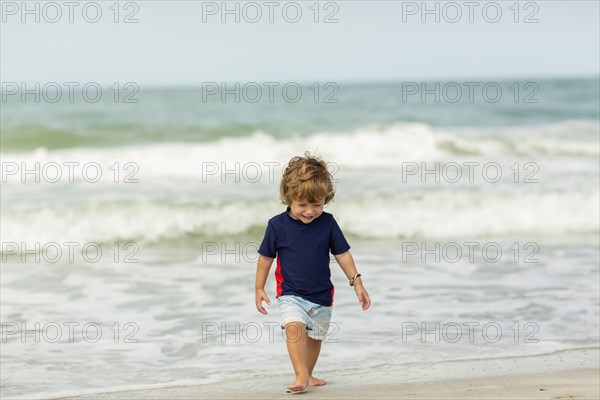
[349,273,362,286]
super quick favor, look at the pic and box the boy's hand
[354,284,371,311]
[255,288,271,314]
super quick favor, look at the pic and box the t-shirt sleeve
[258,221,277,258]
[329,215,351,255]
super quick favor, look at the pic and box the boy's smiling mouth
[292,213,318,223]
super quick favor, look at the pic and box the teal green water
[2,78,598,151]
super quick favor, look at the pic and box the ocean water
[1,78,599,399]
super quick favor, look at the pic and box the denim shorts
[277,295,333,341]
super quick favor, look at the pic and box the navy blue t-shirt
[258,207,351,306]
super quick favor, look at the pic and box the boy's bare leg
[284,322,309,391]
[306,336,326,386]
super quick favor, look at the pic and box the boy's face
[288,198,325,224]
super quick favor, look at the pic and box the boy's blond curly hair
[280,151,335,205]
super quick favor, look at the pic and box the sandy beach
[52,348,599,400]
[53,370,599,400]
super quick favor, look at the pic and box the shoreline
[48,347,599,400]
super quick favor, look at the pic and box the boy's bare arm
[334,251,361,283]
[255,255,274,314]
[255,254,274,289]
[334,251,371,310]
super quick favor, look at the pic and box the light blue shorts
[277,295,333,341]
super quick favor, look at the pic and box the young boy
[255,152,371,393]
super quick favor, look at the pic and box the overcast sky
[1,1,599,87]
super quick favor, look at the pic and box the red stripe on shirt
[275,257,283,298]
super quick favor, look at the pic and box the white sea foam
[2,189,598,247]
[2,121,598,184]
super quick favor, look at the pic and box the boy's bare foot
[309,376,326,386]
[287,375,309,392]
